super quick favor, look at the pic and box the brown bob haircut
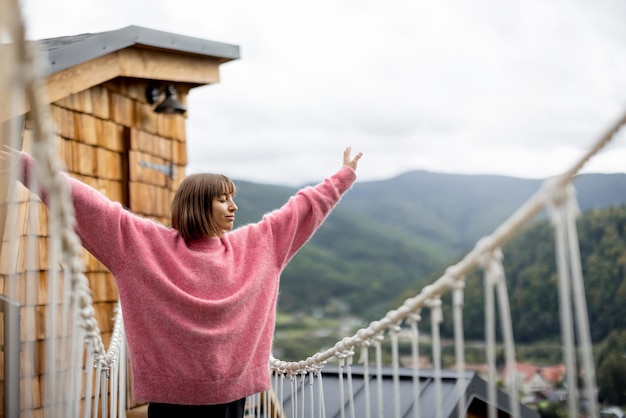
[170,173,237,240]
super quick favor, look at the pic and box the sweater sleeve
[20,151,151,275]
[244,165,357,269]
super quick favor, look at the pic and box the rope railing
[2,0,106,360]
[1,0,108,416]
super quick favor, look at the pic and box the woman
[11,146,362,418]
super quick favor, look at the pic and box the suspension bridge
[1,0,625,416]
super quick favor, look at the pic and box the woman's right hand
[0,145,20,174]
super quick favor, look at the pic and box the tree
[596,330,626,405]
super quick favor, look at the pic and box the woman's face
[211,193,237,232]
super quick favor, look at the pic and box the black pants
[147,398,246,418]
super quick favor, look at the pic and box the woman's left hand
[343,146,363,172]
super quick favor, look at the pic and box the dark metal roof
[37,25,240,76]
[275,366,540,418]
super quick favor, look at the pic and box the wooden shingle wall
[0,77,189,417]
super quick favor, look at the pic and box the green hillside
[398,205,626,345]
[231,170,626,323]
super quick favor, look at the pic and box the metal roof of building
[275,365,539,418]
[37,25,240,76]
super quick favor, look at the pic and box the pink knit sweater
[21,152,356,405]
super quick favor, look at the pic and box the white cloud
[19,0,626,185]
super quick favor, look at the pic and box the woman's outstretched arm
[241,146,363,269]
[3,147,154,276]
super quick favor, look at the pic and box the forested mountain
[449,205,626,344]
[233,170,626,323]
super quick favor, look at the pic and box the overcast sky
[21,0,626,185]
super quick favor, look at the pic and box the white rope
[548,184,600,418]
[494,256,521,418]
[427,298,443,418]
[317,367,327,418]
[290,372,297,418]
[101,368,109,418]
[338,355,346,418]
[549,189,580,418]
[477,247,521,417]
[374,336,384,418]
[83,341,96,418]
[263,392,268,418]
[111,356,119,418]
[479,247,521,418]
[268,391,272,418]
[300,371,306,418]
[118,329,127,418]
[357,338,372,418]
[408,313,421,418]
[92,362,102,418]
[279,371,285,418]
[102,304,125,367]
[390,323,401,418]
[69,312,86,418]
[481,252,498,418]
[563,190,599,418]
[346,353,356,418]
[44,196,62,413]
[271,371,277,418]
[452,282,466,418]
[308,371,315,418]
